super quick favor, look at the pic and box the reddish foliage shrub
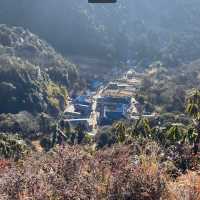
[0,159,11,173]
[0,143,169,200]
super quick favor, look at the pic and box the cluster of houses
[96,96,131,125]
[63,95,93,131]
[62,69,144,133]
[95,70,143,125]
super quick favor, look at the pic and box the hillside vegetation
[1,0,200,66]
[0,25,78,138]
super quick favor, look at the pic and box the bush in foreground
[0,144,168,200]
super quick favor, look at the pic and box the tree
[51,121,71,147]
[112,121,127,143]
[0,133,28,160]
[167,125,183,144]
[132,117,152,138]
[75,123,86,144]
[186,89,200,154]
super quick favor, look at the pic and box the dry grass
[0,143,199,200]
[0,144,168,200]
[107,155,167,200]
[167,171,200,200]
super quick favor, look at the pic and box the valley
[0,1,200,199]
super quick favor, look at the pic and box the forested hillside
[0,25,77,138]
[1,0,200,66]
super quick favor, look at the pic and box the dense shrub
[108,157,166,200]
[0,144,168,200]
[0,133,28,160]
[167,171,200,200]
